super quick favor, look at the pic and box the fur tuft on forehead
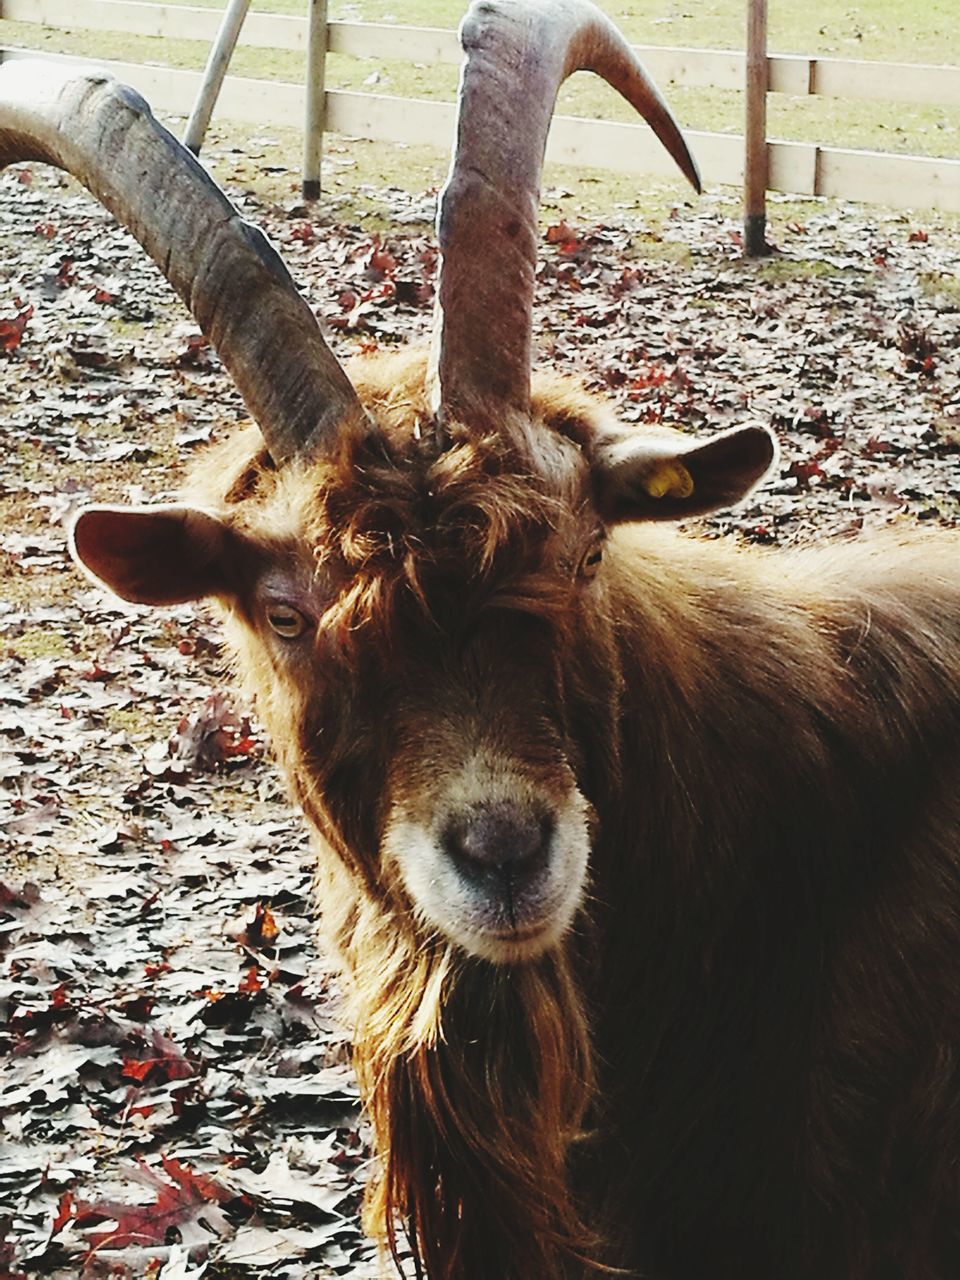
[188,351,597,642]
[317,459,573,647]
[317,430,567,571]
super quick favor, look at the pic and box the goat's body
[573,531,960,1278]
[203,361,960,1279]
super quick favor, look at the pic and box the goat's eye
[578,539,604,580]
[266,603,310,639]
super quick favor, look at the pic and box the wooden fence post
[744,0,770,256]
[302,0,328,200]
[183,0,251,155]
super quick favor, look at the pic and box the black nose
[443,803,553,889]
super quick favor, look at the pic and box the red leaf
[366,243,397,279]
[75,1156,231,1255]
[238,966,264,995]
[159,1154,233,1205]
[53,1191,74,1234]
[120,994,154,1020]
[121,1058,154,1083]
[0,305,33,353]
[122,1032,194,1085]
[218,732,257,758]
[80,663,117,683]
[249,903,280,946]
[864,435,894,456]
[0,882,40,911]
[629,362,668,393]
[787,459,825,489]
[174,332,210,366]
[546,221,578,250]
[168,692,261,772]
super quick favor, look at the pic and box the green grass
[919,270,960,309]
[755,256,858,282]
[3,627,71,660]
[105,705,161,741]
[79,0,958,67]
[79,0,957,67]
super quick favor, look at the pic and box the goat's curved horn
[0,61,366,463]
[429,0,700,431]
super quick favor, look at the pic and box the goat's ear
[591,423,778,522]
[70,505,236,605]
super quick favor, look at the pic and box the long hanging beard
[339,896,598,1280]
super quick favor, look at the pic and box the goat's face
[301,370,601,962]
[71,353,774,963]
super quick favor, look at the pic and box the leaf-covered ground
[2,148,960,1279]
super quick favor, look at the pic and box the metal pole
[183,0,252,156]
[744,0,770,257]
[302,0,328,200]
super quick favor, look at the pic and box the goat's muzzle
[444,802,553,925]
[384,762,590,964]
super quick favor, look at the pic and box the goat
[4,2,960,1277]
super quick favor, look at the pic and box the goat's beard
[316,857,598,1280]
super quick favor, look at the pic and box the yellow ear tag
[642,460,695,501]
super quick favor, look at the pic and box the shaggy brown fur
[101,351,960,1278]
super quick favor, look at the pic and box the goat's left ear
[70,504,236,605]
[591,422,778,522]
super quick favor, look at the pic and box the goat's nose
[443,803,552,885]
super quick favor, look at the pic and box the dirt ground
[2,146,960,1278]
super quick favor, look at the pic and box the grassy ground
[41,0,956,66]
[0,1,958,170]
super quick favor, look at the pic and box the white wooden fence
[1,0,959,212]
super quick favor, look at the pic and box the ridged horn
[0,60,366,463]
[428,0,701,431]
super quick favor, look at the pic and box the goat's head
[1,1,775,966]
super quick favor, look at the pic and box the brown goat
[4,3,960,1278]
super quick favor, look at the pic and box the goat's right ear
[70,505,235,605]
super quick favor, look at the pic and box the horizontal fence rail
[1,1,959,211]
